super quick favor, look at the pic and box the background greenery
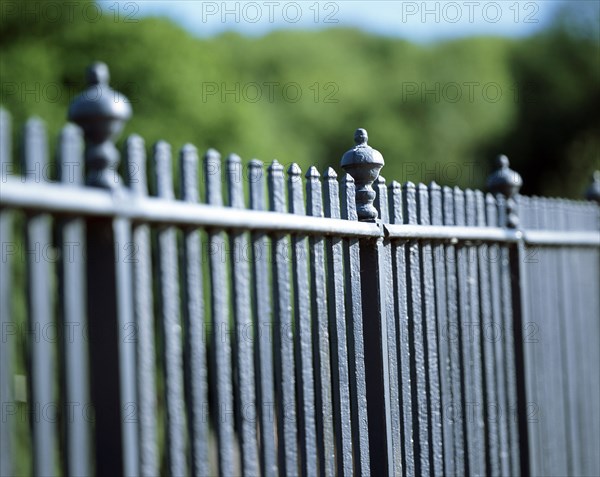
[1,0,598,197]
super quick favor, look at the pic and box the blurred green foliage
[1,0,598,197]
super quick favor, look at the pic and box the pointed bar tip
[305,166,320,179]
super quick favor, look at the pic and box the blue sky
[100,1,575,41]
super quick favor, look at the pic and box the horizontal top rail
[2,178,598,247]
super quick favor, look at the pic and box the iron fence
[1,63,599,477]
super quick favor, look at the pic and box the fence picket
[464,189,487,476]
[23,118,56,477]
[442,185,465,476]
[306,167,336,477]
[485,193,511,477]
[126,134,160,477]
[287,163,318,477]
[417,183,444,477]
[248,159,278,477]
[204,148,236,477]
[341,174,370,477]
[375,176,403,477]
[154,141,187,477]
[403,181,430,477]
[57,124,90,477]
[323,168,354,477]
[268,160,298,476]
[429,181,453,477]
[227,153,260,477]
[389,181,416,477]
[179,143,210,477]
[475,190,499,477]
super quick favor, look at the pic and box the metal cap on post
[68,62,132,188]
[341,128,384,221]
[486,154,523,228]
[584,171,600,204]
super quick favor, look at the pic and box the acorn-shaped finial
[340,128,384,221]
[584,171,600,204]
[487,154,523,228]
[68,62,132,188]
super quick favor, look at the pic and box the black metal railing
[1,64,599,477]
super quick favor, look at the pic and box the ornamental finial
[584,171,600,204]
[68,62,132,188]
[340,128,384,221]
[486,154,522,228]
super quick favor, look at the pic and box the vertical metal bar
[126,134,159,477]
[179,144,209,477]
[227,153,260,476]
[475,190,499,477]
[153,141,187,476]
[540,199,568,477]
[248,159,278,477]
[0,107,13,477]
[485,193,511,477]
[268,160,298,477]
[86,181,138,475]
[403,181,430,477]
[323,168,353,477]
[374,176,402,477]
[287,163,318,477]
[389,181,415,477]
[511,197,546,476]
[417,183,444,476]
[358,235,393,477]
[204,148,236,477]
[22,118,56,477]
[464,189,486,476]
[442,186,465,476]
[112,216,140,477]
[500,195,525,477]
[571,201,588,476]
[341,174,370,477]
[305,167,335,477]
[554,198,580,476]
[429,182,454,477]
[57,123,90,477]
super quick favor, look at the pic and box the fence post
[68,62,139,476]
[341,129,393,476]
[487,154,528,476]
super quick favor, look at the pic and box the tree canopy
[1,0,598,197]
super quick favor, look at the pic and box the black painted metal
[323,168,354,477]
[389,181,416,477]
[126,134,159,477]
[417,183,444,477]
[2,66,600,477]
[404,181,431,477]
[154,141,187,477]
[227,153,260,477]
[306,167,336,477]
[57,124,91,477]
[375,176,403,477]
[205,148,236,477]
[430,182,453,477]
[249,159,279,477]
[287,163,318,477]
[268,160,299,477]
[179,143,210,477]
[442,185,466,477]
[341,174,371,477]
